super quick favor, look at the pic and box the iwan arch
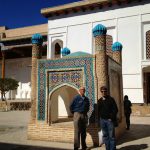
[49,84,78,124]
[28,23,125,145]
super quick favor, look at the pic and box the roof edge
[41,0,136,18]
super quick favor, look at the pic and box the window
[146,30,150,59]
[55,43,61,58]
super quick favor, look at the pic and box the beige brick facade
[0,24,47,41]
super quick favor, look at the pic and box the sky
[0,0,81,29]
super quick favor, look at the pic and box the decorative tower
[112,42,123,64]
[61,47,71,56]
[93,24,108,99]
[31,33,43,121]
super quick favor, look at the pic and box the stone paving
[0,111,150,150]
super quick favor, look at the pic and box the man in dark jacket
[70,87,90,150]
[98,86,118,150]
[124,95,132,130]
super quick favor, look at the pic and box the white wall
[67,23,92,53]
[50,85,78,122]
[47,1,150,103]
[4,57,31,100]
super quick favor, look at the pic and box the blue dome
[92,24,107,37]
[31,33,43,45]
[66,51,91,57]
[112,42,123,51]
[62,47,71,56]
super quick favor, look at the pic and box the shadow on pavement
[0,142,72,150]
[117,124,150,145]
[117,144,148,150]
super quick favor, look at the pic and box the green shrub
[0,78,19,100]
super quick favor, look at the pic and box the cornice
[1,32,47,42]
[41,0,142,18]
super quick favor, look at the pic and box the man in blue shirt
[70,87,90,150]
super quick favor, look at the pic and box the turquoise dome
[112,42,123,51]
[62,47,71,56]
[31,33,43,45]
[66,51,91,57]
[92,24,107,37]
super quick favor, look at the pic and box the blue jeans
[100,119,116,150]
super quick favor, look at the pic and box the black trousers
[125,113,131,129]
[73,112,87,150]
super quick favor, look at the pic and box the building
[28,24,125,145]
[0,24,47,101]
[41,0,150,104]
[1,0,150,104]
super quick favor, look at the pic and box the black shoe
[82,146,87,150]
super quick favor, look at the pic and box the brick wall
[28,120,125,146]
[28,122,99,146]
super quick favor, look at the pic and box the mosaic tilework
[32,45,42,58]
[37,56,96,120]
[48,70,83,93]
[95,35,106,52]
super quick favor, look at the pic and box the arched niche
[51,39,63,58]
[48,84,78,124]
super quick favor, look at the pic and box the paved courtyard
[0,111,150,150]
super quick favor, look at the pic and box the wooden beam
[1,52,5,79]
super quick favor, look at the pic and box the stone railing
[0,100,31,111]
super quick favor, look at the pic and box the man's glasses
[101,90,107,93]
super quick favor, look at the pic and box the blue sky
[0,0,81,29]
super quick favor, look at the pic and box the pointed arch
[51,39,63,58]
[48,83,78,125]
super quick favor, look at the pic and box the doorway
[143,72,150,104]
[48,85,78,124]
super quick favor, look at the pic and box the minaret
[92,24,108,99]
[31,33,43,121]
[112,42,123,64]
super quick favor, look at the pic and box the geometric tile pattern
[48,70,83,93]
[37,56,96,120]
[146,31,150,59]
[106,35,113,57]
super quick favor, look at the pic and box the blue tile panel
[37,56,96,121]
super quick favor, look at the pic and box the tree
[0,78,19,101]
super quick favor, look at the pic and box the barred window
[146,30,150,59]
[106,35,113,57]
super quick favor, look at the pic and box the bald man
[70,87,90,150]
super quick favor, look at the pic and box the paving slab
[0,111,150,150]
